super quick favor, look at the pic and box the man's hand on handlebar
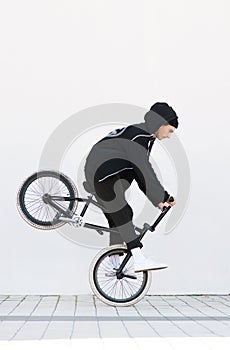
[158,197,176,212]
[158,202,170,211]
[167,197,176,206]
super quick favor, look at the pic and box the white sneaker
[131,247,168,272]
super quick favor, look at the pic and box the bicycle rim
[90,245,152,306]
[17,170,78,229]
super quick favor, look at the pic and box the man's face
[153,124,176,140]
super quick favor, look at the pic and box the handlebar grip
[160,196,175,212]
[162,196,174,211]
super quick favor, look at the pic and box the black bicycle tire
[17,170,78,230]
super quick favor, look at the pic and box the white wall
[0,0,229,294]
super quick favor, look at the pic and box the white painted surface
[0,1,229,294]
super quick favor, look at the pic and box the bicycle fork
[115,250,134,279]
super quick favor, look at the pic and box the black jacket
[84,122,170,206]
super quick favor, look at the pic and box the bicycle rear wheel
[17,170,78,230]
[89,244,152,307]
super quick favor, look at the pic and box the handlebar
[149,196,174,232]
[138,196,175,239]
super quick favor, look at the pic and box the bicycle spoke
[47,177,58,193]
[34,178,45,194]
[26,203,44,214]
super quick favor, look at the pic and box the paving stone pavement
[0,294,229,349]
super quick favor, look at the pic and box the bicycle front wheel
[17,170,78,230]
[89,244,152,307]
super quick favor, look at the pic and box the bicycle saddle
[83,181,95,194]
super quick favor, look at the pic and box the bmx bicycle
[17,170,174,307]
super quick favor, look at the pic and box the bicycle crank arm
[122,274,137,280]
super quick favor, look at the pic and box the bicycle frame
[43,193,121,234]
[44,193,172,277]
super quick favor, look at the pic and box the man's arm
[124,136,170,207]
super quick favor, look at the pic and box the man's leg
[92,174,168,272]
[103,212,123,245]
[94,174,142,248]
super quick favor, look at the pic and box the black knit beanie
[144,102,179,133]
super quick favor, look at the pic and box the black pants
[93,171,142,249]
